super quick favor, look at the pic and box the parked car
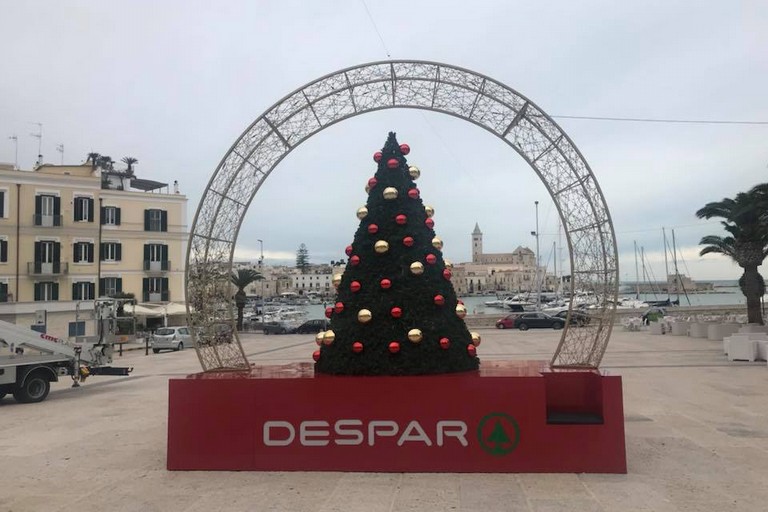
[554,310,591,326]
[262,321,294,335]
[294,319,329,334]
[511,312,566,331]
[495,314,520,329]
[152,326,192,353]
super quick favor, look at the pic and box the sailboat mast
[662,228,671,300]
[634,241,641,299]
[671,229,691,305]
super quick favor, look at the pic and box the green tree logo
[477,413,520,457]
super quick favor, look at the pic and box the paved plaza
[1,326,767,511]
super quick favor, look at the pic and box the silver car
[152,326,192,353]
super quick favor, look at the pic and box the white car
[152,326,192,353]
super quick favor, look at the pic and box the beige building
[458,223,553,294]
[0,162,187,336]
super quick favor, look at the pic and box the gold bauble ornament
[407,328,423,343]
[356,206,368,220]
[471,332,481,347]
[424,205,435,218]
[374,240,389,254]
[315,332,324,346]
[432,237,443,250]
[444,259,453,269]
[408,165,421,180]
[455,304,467,319]
[410,262,424,275]
[357,309,372,323]
[322,330,335,345]
[332,273,342,287]
[383,187,398,200]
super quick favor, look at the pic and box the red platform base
[167,361,626,473]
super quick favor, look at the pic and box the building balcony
[143,291,170,303]
[28,261,68,276]
[143,260,171,272]
[33,214,63,227]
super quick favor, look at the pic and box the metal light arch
[186,60,619,372]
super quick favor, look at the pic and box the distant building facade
[0,162,187,336]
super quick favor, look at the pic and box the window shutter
[116,278,122,293]
[73,243,80,263]
[53,242,61,262]
[162,278,169,301]
[99,243,105,261]
[34,241,42,262]
[87,198,94,222]
[74,198,83,221]
[72,283,79,300]
[161,211,168,232]
[116,243,122,261]
[52,283,59,301]
[115,207,121,225]
[34,283,41,301]
[89,282,95,300]
[100,206,106,225]
[0,240,6,262]
[99,278,105,296]
[161,244,168,262]
[0,191,4,217]
[35,195,42,215]
[142,278,149,293]
[87,243,94,263]
[144,210,150,230]
[143,244,150,262]
[53,196,61,216]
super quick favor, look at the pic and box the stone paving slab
[1,328,766,511]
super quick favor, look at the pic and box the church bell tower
[472,223,483,263]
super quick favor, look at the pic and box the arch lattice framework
[186,60,619,372]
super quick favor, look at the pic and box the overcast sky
[2,0,767,281]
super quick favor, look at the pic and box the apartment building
[0,162,187,336]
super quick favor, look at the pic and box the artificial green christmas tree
[314,132,480,375]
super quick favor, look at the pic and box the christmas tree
[314,132,480,375]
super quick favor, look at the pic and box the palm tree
[230,269,263,331]
[696,183,768,324]
[121,156,138,175]
[86,152,101,171]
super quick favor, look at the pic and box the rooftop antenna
[8,135,18,169]
[30,122,43,167]
[56,144,64,165]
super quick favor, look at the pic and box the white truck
[0,298,134,404]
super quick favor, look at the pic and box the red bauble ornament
[312,350,321,362]
[368,177,378,189]
[425,218,434,229]
[390,307,402,318]
[368,223,379,234]
[350,281,361,293]
[458,299,464,305]
[387,158,399,169]
[352,341,364,354]
[426,254,437,265]
[467,344,477,357]
[350,255,360,266]
[403,236,414,247]
[345,245,353,257]
[399,143,410,155]
[388,341,401,354]
[408,188,420,199]
[380,278,392,289]
[443,269,452,280]
[373,151,382,162]
[395,214,407,225]
[325,307,333,319]
[434,294,445,306]
[439,337,450,349]
[334,302,345,314]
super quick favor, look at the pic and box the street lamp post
[257,239,265,308]
[530,201,540,310]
